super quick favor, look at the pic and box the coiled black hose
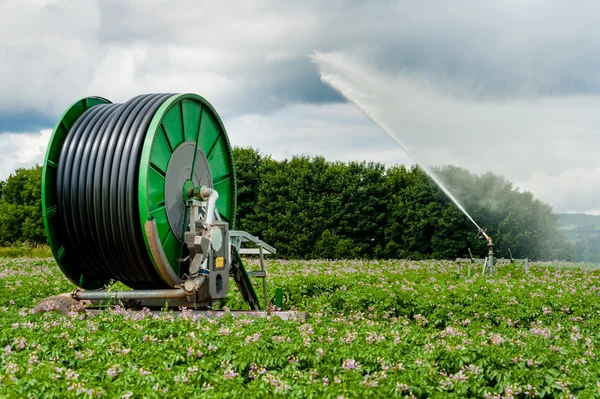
[56,94,173,289]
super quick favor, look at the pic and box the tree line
[233,147,573,261]
[0,147,574,261]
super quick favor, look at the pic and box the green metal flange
[138,93,237,286]
[41,96,112,289]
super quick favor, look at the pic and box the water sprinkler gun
[478,227,495,275]
[477,228,494,249]
[478,228,492,245]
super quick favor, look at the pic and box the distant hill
[556,213,600,242]
[556,213,600,263]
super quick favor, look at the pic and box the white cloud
[225,103,411,165]
[6,0,600,116]
[0,0,327,116]
[3,0,600,214]
[0,130,51,180]
[517,168,600,214]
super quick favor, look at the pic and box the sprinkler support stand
[468,248,475,263]
[487,238,495,275]
[478,228,495,276]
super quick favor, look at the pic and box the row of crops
[1,258,599,398]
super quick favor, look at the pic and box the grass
[0,245,52,258]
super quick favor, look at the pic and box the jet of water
[310,51,483,232]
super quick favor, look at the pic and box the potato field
[1,258,599,398]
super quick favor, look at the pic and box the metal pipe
[200,186,219,225]
[74,288,189,301]
[477,227,495,275]
[186,186,218,277]
[468,248,474,263]
[259,244,268,310]
[478,228,490,241]
[486,235,494,275]
[73,276,206,301]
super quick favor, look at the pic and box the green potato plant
[1,258,599,398]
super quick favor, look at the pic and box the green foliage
[385,165,473,259]
[0,151,574,261]
[0,165,45,246]
[236,152,388,259]
[0,245,52,258]
[1,258,600,398]
[556,213,600,241]
[314,230,362,259]
[233,148,572,261]
[232,147,266,232]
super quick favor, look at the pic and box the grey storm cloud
[4,0,600,119]
[2,0,600,213]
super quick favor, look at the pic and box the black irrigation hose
[56,94,173,289]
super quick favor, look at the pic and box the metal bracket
[229,231,275,309]
[230,230,276,255]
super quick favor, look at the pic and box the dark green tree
[232,147,266,232]
[236,153,388,259]
[0,148,575,262]
[0,165,45,245]
[383,166,474,259]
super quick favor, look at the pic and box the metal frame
[230,230,275,309]
[230,231,276,254]
[68,228,279,311]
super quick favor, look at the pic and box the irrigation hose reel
[41,93,279,313]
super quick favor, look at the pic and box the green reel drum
[41,94,236,290]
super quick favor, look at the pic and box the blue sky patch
[0,111,54,133]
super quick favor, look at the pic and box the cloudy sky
[1,0,599,214]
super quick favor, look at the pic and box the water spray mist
[311,51,495,268]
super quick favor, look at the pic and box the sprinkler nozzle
[479,229,495,275]
[478,228,489,240]
[477,228,494,249]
